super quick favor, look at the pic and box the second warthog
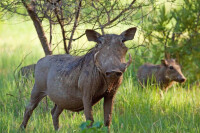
[137,59,186,92]
[20,27,137,130]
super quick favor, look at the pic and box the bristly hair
[166,59,179,65]
[78,46,98,70]
[56,45,99,76]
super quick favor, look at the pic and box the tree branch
[92,1,105,35]
[49,18,52,48]
[102,0,136,28]
[54,1,69,54]
[67,0,82,53]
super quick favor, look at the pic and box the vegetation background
[0,0,200,132]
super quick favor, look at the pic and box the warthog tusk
[125,53,132,68]
[94,51,103,72]
[94,51,99,63]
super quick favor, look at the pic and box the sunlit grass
[0,20,200,133]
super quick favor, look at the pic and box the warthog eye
[169,66,174,70]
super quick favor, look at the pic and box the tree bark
[22,0,52,56]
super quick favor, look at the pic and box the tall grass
[0,20,200,133]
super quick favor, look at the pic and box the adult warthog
[20,27,137,130]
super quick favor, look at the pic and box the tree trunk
[22,0,52,56]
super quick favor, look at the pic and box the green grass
[0,20,200,133]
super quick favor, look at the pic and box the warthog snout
[178,76,186,83]
[94,52,132,78]
[180,78,186,83]
[105,70,123,78]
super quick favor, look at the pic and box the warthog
[18,64,36,85]
[20,27,137,130]
[19,64,36,78]
[137,59,186,92]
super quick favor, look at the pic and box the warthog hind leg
[20,84,46,129]
[51,104,57,116]
[52,105,63,130]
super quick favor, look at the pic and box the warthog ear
[85,30,101,42]
[120,27,137,42]
[161,59,168,66]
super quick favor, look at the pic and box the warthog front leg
[52,106,63,130]
[104,94,114,129]
[83,97,94,126]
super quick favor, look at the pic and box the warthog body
[20,27,137,130]
[137,59,186,91]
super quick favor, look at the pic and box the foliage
[80,120,108,133]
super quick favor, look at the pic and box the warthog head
[161,59,186,83]
[85,28,137,80]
